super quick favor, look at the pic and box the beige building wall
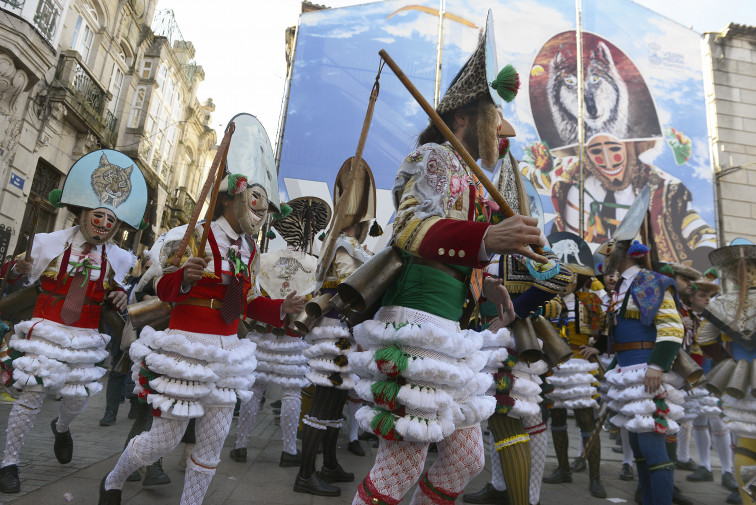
[703,23,756,247]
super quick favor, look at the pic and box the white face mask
[80,207,120,244]
[234,185,269,235]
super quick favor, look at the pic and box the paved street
[0,373,736,505]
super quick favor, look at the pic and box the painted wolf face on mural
[546,41,630,147]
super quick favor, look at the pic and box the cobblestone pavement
[0,373,736,504]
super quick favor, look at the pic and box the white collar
[216,216,242,241]
[620,264,642,284]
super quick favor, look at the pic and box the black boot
[672,486,693,505]
[0,464,20,493]
[51,418,73,464]
[589,478,607,498]
[348,440,366,456]
[229,447,246,463]
[98,476,121,505]
[293,472,340,497]
[279,450,301,468]
[543,467,572,484]
[320,463,354,483]
[142,458,170,486]
[462,483,509,504]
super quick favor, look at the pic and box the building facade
[704,23,756,247]
[0,0,216,259]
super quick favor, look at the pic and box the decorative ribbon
[63,258,101,287]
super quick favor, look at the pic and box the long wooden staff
[571,404,610,470]
[379,49,545,257]
[0,197,40,294]
[171,122,235,266]
[316,62,384,284]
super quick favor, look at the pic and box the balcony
[50,51,118,147]
[169,187,196,225]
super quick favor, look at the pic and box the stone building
[703,23,756,246]
[0,0,216,259]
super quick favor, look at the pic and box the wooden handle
[24,197,40,262]
[379,49,544,255]
[171,122,236,266]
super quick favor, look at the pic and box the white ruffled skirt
[350,305,498,443]
[480,329,545,419]
[303,318,357,390]
[722,395,756,437]
[547,358,599,410]
[605,363,685,434]
[680,387,722,423]
[130,326,257,419]
[5,318,110,397]
[248,330,310,389]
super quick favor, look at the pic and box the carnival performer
[676,278,737,491]
[463,156,571,505]
[603,238,685,505]
[542,232,607,498]
[98,114,305,505]
[695,239,756,505]
[230,196,330,467]
[348,13,554,505]
[292,157,378,497]
[0,150,148,494]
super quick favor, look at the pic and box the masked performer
[463,159,571,505]
[694,239,756,505]
[0,150,147,493]
[98,115,305,505]
[542,232,606,498]
[604,239,685,505]
[230,196,329,467]
[292,157,378,497]
[348,12,554,505]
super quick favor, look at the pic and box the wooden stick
[171,122,235,266]
[379,49,544,255]
[0,197,40,294]
[198,126,233,255]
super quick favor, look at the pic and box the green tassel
[272,203,293,221]
[704,267,719,280]
[490,64,520,103]
[374,345,408,373]
[371,380,401,409]
[266,230,276,239]
[318,232,326,241]
[227,174,248,195]
[138,219,149,231]
[48,188,65,208]
[370,408,397,437]
[660,264,675,276]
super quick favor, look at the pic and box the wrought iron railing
[33,0,60,41]
[56,53,106,115]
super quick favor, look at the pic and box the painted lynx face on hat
[50,149,148,231]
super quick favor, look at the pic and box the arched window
[128,86,146,128]
[70,1,99,64]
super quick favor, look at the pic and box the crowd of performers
[0,13,754,505]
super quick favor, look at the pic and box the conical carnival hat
[57,149,147,229]
[547,231,594,276]
[271,196,332,251]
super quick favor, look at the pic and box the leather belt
[178,298,224,310]
[413,257,466,283]
[614,341,654,352]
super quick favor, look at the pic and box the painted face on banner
[584,134,637,190]
[80,207,120,244]
[234,184,269,235]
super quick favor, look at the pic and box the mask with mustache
[80,207,120,244]
[477,100,501,170]
[234,185,269,235]
[584,134,638,191]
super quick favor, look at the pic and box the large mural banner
[277,0,716,269]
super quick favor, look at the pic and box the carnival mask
[80,207,120,244]
[234,184,269,235]
[585,134,635,190]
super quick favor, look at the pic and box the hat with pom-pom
[627,240,649,258]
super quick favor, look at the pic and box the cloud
[309,25,369,39]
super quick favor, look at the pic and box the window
[18,160,62,252]
[107,64,124,114]
[140,60,152,79]
[71,15,95,62]
[128,86,146,128]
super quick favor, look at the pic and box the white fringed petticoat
[130,326,257,419]
[680,387,722,423]
[6,318,110,397]
[350,305,498,443]
[605,364,685,434]
[547,358,599,410]
[722,395,756,437]
[303,318,357,390]
[248,330,310,389]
